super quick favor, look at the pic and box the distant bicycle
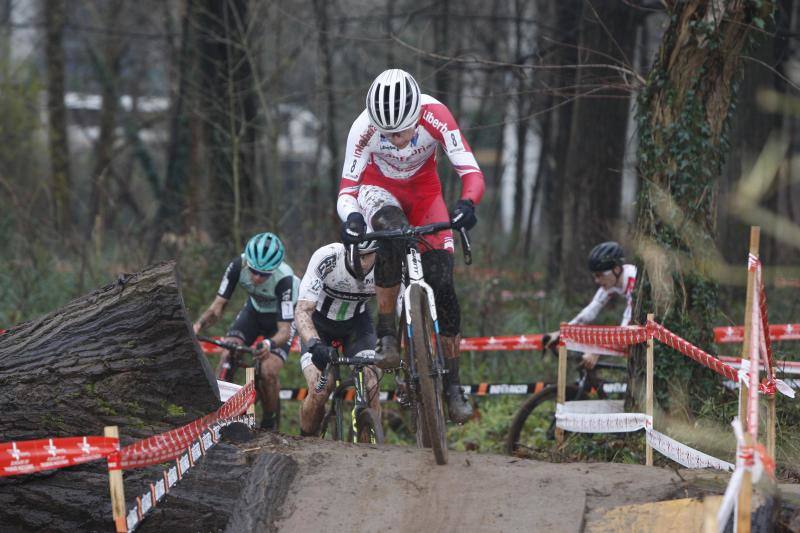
[198,336,265,383]
[505,345,626,457]
[316,341,384,444]
[358,222,472,465]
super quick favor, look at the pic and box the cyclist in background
[337,68,485,424]
[193,232,298,430]
[294,240,382,436]
[546,241,637,369]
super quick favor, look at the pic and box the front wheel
[320,397,344,441]
[218,351,240,383]
[409,285,448,465]
[351,408,385,444]
[505,384,578,458]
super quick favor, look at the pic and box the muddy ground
[140,429,797,532]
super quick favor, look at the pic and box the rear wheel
[352,408,385,444]
[409,285,448,465]
[505,384,578,457]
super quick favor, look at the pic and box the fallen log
[0,260,219,440]
[0,261,223,530]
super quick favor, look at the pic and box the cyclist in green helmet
[193,232,298,430]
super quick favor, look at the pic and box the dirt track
[246,433,713,532]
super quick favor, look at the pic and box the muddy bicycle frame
[357,221,471,464]
[316,347,382,443]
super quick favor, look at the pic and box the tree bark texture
[559,1,638,288]
[542,1,580,281]
[44,0,72,235]
[198,0,258,245]
[628,0,773,411]
[0,261,224,530]
[0,261,219,442]
[149,0,196,261]
[87,0,125,244]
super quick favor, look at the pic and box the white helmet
[366,69,421,133]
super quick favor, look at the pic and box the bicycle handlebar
[361,222,472,265]
[313,352,378,393]
[197,336,261,355]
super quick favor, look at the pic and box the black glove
[341,212,367,245]
[449,199,477,230]
[309,339,334,371]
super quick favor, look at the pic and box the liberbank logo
[422,110,448,135]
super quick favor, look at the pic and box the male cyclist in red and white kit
[546,241,637,369]
[337,69,484,423]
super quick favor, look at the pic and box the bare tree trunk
[149,0,196,261]
[87,0,125,247]
[313,0,340,229]
[44,0,72,236]
[542,1,580,281]
[628,0,774,412]
[559,1,638,287]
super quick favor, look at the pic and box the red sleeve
[420,102,485,205]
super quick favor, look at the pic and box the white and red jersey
[337,94,485,220]
[569,264,637,327]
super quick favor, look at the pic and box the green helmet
[244,232,285,273]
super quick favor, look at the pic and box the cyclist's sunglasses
[248,267,273,278]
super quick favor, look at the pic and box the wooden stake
[246,367,256,417]
[646,313,654,467]
[737,226,760,533]
[556,340,567,445]
[105,426,127,533]
[702,495,722,533]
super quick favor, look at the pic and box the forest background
[1,0,799,475]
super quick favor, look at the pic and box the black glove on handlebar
[450,199,477,231]
[309,340,334,371]
[341,212,367,245]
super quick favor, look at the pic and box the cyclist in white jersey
[546,241,637,369]
[295,239,382,436]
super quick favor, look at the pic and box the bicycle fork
[350,368,369,442]
[403,248,447,381]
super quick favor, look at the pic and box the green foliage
[632,1,775,413]
[164,403,186,418]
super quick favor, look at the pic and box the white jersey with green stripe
[298,242,375,321]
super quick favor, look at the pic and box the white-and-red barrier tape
[0,380,257,477]
[716,418,776,532]
[124,414,255,532]
[120,381,256,468]
[554,407,735,472]
[0,436,119,477]
[714,323,800,344]
[218,380,629,403]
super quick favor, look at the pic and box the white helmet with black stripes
[366,69,421,133]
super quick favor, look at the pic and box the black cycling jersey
[300,310,377,359]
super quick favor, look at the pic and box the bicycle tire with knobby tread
[409,285,448,465]
[351,408,385,444]
[505,384,578,456]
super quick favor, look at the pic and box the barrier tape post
[646,313,654,467]
[556,339,567,445]
[104,426,127,533]
[737,226,759,533]
[246,368,256,417]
